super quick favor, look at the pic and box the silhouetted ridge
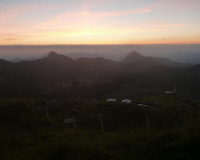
[121,51,143,63]
[121,51,192,68]
[0,50,198,99]
[152,57,192,68]
[48,51,59,58]
[0,58,10,63]
[0,58,12,67]
[46,51,74,62]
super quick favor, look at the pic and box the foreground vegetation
[0,95,200,160]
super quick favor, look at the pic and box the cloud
[0,20,186,40]
[0,3,41,18]
[80,0,116,11]
[146,21,186,28]
[0,33,17,37]
[0,29,117,39]
[38,7,151,29]
[0,3,42,30]
[2,38,21,41]
[76,8,151,19]
[0,33,45,38]
[107,21,187,33]
[1,0,198,45]
[147,0,200,11]
[36,29,120,37]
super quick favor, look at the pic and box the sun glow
[0,0,200,45]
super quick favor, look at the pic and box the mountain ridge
[121,51,143,63]
[121,51,193,68]
[0,51,199,99]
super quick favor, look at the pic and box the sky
[1,0,200,45]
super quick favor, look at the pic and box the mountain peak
[48,51,58,57]
[128,51,143,57]
[121,51,143,63]
[46,51,74,62]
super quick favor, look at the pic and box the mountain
[10,58,24,63]
[106,63,200,101]
[152,57,192,68]
[47,51,73,61]
[121,51,164,71]
[65,49,129,61]
[121,51,143,63]
[10,57,38,63]
[0,51,200,100]
[0,59,12,69]
[121,51,192,68]
[26,57,37,61]
[131,56,163,71]
[66,52,100,59]
[0,51,126,98]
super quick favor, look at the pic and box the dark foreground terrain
[1,94,200,160]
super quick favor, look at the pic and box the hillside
[153,57,192,67]
[121,51,192,68]
[1,51,165,99]
[0,51,200,100]
[121,51,143,63]
[1,95,200,159]
[108,64,200,101]
[0,58,12,67]
[0,51,126,98]
[66,49,129,61]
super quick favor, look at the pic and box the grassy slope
[0,95,200,160]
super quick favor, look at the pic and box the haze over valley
[1,44,200,64]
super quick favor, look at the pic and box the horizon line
[1,43,200,46]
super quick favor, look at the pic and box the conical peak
[48,51,58,57]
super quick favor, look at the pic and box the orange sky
[1,0,200,45]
